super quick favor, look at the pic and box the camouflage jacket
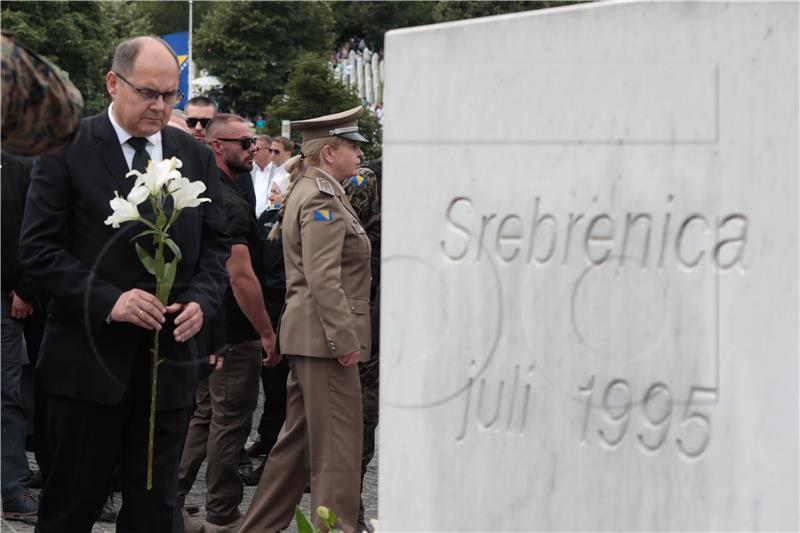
[343,163,381,294]
[1,33,83,156]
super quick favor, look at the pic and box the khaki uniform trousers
[239,354,363,533]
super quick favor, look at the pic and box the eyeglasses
[268,148,282,154]
[114,71,183,105]
[186,117,211,129]
[217,137,258,150]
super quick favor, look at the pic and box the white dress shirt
[251,162,273,218]
[108,104,163,171]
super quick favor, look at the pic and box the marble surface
[379,1,798,530]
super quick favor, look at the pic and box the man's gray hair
[256,134,273,145]
[112,36,179,76]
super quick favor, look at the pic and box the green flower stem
[146,232,167,491]
[163,209,179,233]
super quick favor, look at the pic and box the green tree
[193,1,335,114]
[1,1,153,115]
[331,1,434,50]
[432,1,580,23]
[265,53,382,161]
[328,1,582,50]
[136,0,215,37]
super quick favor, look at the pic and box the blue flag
[162,31,189,110]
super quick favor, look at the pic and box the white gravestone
[371,52,382,105]
[380,1,798,531]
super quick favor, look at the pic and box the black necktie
[127,137,151,173]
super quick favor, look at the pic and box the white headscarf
[272,173,290,195]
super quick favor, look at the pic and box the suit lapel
[93,111,132,194]
[161,126,183,165]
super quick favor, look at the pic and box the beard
[227,156,253,175]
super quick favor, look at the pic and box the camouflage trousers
[359,354,380,481]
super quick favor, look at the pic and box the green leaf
[157,259,177,304]
[164,237,182,261]
[295,506,316,533]
[156,211,167,229]
[130,229,158,242]
[135,243,155,275]
[154,247,165,280]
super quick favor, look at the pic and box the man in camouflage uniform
[1,32,83,156]
[342,159,381,531]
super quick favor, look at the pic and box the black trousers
[256,358,289,453]
[35,358,191,533]
[256,291,288,453]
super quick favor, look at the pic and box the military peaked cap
[291,106,369,143]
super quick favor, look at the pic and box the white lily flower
[127,185,150,206]
[126,157,182,196]
[104,190,141,228]
[169,176,211,210]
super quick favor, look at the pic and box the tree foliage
[193,1,335,114]
[327,1,581,50]
[431,1,579,23]
[0,0,582,128]
[1,1,153,115]
[263,53,382,161]
[136,1,214,37]
[331,1,434,51]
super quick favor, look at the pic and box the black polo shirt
[219,167,260,344]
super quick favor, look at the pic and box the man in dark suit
[19,36,230,532]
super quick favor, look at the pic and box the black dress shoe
[242,460,264,486]
[245,438,268,458]
[29,469,43,489]
[238,446,254,479]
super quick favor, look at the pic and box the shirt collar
[108,104,162,149]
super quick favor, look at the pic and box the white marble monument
[380,1,798,530]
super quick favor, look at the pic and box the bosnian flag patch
[313,209,333,221]
[349,175,366,187]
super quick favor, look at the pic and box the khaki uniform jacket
[279,166,372,362]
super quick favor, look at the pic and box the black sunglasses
[186,117,211,129]
[114,71,183,105]
[217,137,257,150]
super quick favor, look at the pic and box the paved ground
[1,388,379,532]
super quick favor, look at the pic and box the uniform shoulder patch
[349,174,366,187]
[313,209,334,221]
[315,178,336,196]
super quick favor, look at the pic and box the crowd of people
[1,34,382,533]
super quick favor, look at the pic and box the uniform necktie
[127,137,151,173]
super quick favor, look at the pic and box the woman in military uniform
[240,107,371,533]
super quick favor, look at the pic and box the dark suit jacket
[1,152,36,301]
[20,111,231,409]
